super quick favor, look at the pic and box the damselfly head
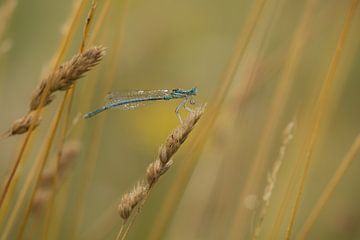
[189,87,197,96]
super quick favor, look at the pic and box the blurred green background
[0,0,360,239]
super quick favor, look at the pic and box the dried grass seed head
[118,182,147,220]
[146,159,173,185]
[158,106,204,164]
[9,110,41,136]
[29,46,105,111]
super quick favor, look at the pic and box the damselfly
[84,87,198,122]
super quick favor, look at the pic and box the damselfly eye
[190,98,196,105]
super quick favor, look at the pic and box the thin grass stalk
[69,2,127,238]
[229,0,316,238]
[41,2,97,238]
[15,90,72,240]
[42,91,75,239]
[147,1,268,239]
[285,1,359,238]
[0,0,88,211]
[297,134,360,239]
[269,153,300,239]
[72,0,113,139]
[268,103,314,239]
[0,90,69,240]
[118,193,151,240]
[49,1,115,237]
[252,119,296,239]
[89,0,112,44]
[115,223,126,240]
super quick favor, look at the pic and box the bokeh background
[0,0,359,239]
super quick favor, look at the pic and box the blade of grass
[15,90,71,240]
[1,90,69,240]
[47,2,114,238]
[285,1,359,238]
[69,1,128,238]
[42,2,98,239]
[229,0,316,238]
[297,134,360,239]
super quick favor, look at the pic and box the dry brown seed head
[118,183,147,220]
[29,46,105,111]
[9,111,41,136]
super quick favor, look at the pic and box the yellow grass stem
[89,0,112,45]
[0,0,87,212]
[115,222,126,240]
[147,0,268,239]
[252,119,296,239]
[69,2,127,238]
[42,2,97,238]
[74,0,113,139]
[15,90,72,240]
[229,0,316,238]
[269,154,301,239]
[285,1,359,239]
[0,90,69,240]
[48,1,114,237]
[297,134,360,239]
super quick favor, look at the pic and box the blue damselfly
[84,87,198,122]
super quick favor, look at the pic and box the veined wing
[105,89,172,110]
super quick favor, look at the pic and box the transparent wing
[105,89,172,110]
[105,89,171,102]
[113,101,151,110]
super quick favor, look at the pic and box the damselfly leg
[175,97,195,124]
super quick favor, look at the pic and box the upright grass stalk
[297,134,360,239]
[0,0,88,212]
[42,2,97,238]
[1,90,69,240]
[147,1,268,239]
[46,1,114,238]
[252,119,296,239]
[69,2,128,238]
[285,1,359,238]
[229,0,316,238]
[15,91,72,240]
[70,0,113,139]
